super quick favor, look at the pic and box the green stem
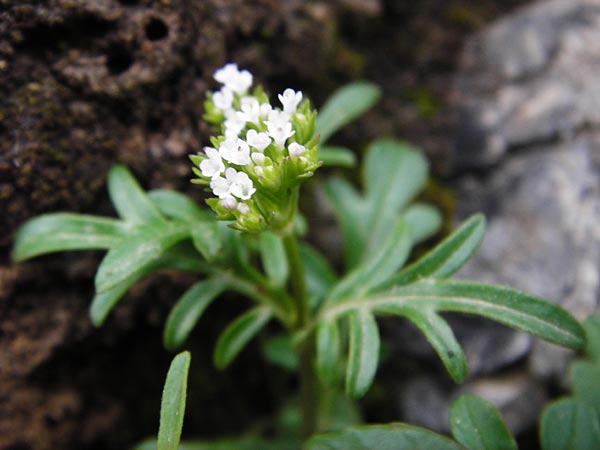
[283,232,321,438]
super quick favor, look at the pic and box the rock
[454,0,600,170]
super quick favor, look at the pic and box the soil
[1,1,530,449]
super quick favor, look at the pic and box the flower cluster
[191,63,320,233]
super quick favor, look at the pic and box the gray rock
[455,0,600,170]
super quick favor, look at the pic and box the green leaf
[402,203,442,244]
[95,222,189,293]
[390,214,486,287]
[149,190,221,261]
[540,398,600,450]
[300,243,338,308]
[260,232,289,288]
[346,309,380,398]
[214,307,272,369]
[328,219,411,302]
[261,334,298,371]
[374,280,585,350]
[135,436,297,450]
[158,351,191,450]
[164,278,229,350]
[90,243,208,327]
[402,308,467,382]
[583,312,600,362]
[108,165,165,225]
[316,318,341,386]
[12,213,127,261]
[319,146,357,167]
[571,361,600,409]
[315,82,381,144]
[450,394,517,450]
[304,423,466,450]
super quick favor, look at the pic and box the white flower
[238,97,261,125]
[228,169,256,200]
[199,146,225,178]
[212,87,233,111]
[246,129,271,152]
[278,88,302,113]
[288,142,306,157]
[251,152,266,166]
[214,63,252,94]
[220,195,237,209]
[237,203,250,214]
[210,172,233,199]
[265,110,295,147]
[219,138,251,165]
[223,111,246,139]
[259,102,272,118]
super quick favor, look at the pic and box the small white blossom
[237,203,250,214]
[199,146,225,178]
[255,166,264,176]
[228,169,256,200]
[214,63,252,94]
[251,152,266,165]
[259,102,272,118]
[288,142,306,157]
[220,195,237,209]
[238,97,261,125]
[265,110,294,147]
[212,87,234,111]
[210,172,233,199]
[246,129,271,152]
[219,138,251,166]
[223,111,246,139]
[278,88,303,114]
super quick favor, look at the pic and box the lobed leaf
[164,278,229,350]
[390,214,486,287]
[259,232,289,288]
[304,423,466,450]
[540,398,600,450]
[316,318,341,386]
[402,203,442,245]
[108,165,165,225]
[449,394,517,450]
[95,222,190,294]
[346,309,380,398]
[214,307,272,369]
[319,146,357,168]
[158,351,191,450]
[12,213,127,261]
[315,81,381,144]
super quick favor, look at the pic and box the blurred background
[1,0,599,448]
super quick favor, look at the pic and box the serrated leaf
[95,222,189,293]
[402,203,442,244]
[300,243,338,309]
[90,243,208,326]
[319,146,357,167]
[373,280,585,350]
[164,278,229,350]
[12,213,127,261]
[108,165,165,225]
[402,308,467,382]
[214,307,272,369]
[315,81,381,143]
[328,219,411,302]
[346,309,380,398]
[390,214,486,287]
[149,190,221,261]
[158,351,190,450]
[540,398,600,450]
[304,423,466,450]
[450,394,517,450]
[260,232,289,288]
[316,318,341,386]
[261,334,298,371]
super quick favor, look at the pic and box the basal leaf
[390,214,485,287]
[158,351,191,450]
[304,423,466,450]
[402,308,467,382]
[315,82,381,144]
[346,309,380,398]
[402,203,442,245]
[95,222,189,293]
[214,307,272,369]
[540,398,600,450]
[108,165,165,225]
[319,146,357,168]
[450,394,517,450]
[316,318,341,386]
[164,278,229,350]
[374,280,585,350]
[12,213,127,261]
[260,232,289,288]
